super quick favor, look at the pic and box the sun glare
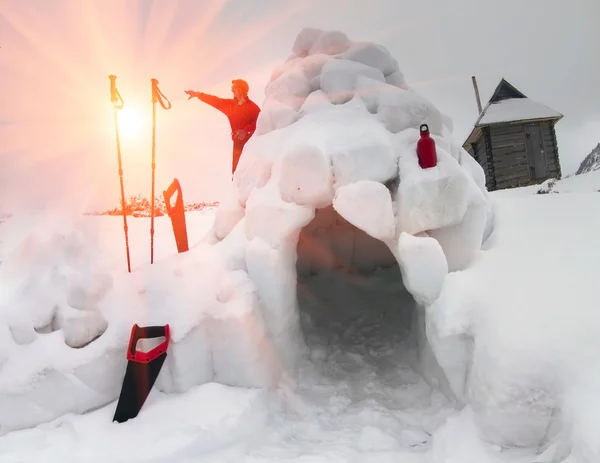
[118,107,145,139]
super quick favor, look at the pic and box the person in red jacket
[185,79,260,175]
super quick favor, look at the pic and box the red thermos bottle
[417,123,437,168]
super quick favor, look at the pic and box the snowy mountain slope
[490,168,600,198]
[545,169,600,194]
[575,142,600,175]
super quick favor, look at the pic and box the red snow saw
[163,178,189,254]
[113,324,170,423]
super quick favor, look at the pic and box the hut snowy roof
[464,78,563,146]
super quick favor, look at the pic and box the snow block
[278,142,334,208]
[6,319,36,346]
[395,144,471,235]
[270,56,303,82]
[379,87,443,135]
[0,343,125,436]
[245,238,298,336]
[329,113,397,188]
[425,328,473,404]
[320,58,385,104]
[341,41,400,76]
[441,113,455,133]
[298,54,330,82]
[210,272,281,388]
[422,271,482,406]
[385,69,407,88]
[57,306,108,348]
[211,312,280,389]
[234,148,273,208]
[264,68,311,111]
[155,321,213,393]
[299,89,333,114]
[308,30,350,56]
[353,76,396,113]
[427,199,488,272]
[255,99,299,136]
[354,76,443,135]
[245,182,314,249]
[469,372,557,448]
[292,27,324,56]
[213,188,246,241]
[245,238,306,372]
[66,272,113,312]
[394,232,448,306]
[332,180,396,242]
[411,309,459,403]
[213,219,249,272]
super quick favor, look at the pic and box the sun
[118,106,145,139]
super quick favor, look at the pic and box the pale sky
[1,0,598,213]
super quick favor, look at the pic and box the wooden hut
[463,78,563,191]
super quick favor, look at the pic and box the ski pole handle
[151,78,159,103]
[109,74,124,109]
[126,324,171,363]
[109,75,117,101]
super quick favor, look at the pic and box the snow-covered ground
[427,169,600,461]
[1,26,600,463]
[0,170,599,463]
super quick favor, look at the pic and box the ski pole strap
[109,75,124,110]
[151,78,172,110]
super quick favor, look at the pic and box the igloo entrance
[295,206,419,390]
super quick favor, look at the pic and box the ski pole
[109,74,132,273]
[150,78,171,264]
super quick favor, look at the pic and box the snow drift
[0,28,493,439]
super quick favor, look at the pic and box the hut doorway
[524,124,548,179]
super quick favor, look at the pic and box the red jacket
[197,93,261,144]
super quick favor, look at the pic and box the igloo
[205,26,493,378]
[0,28,495,441]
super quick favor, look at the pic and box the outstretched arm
[185,90,231,115]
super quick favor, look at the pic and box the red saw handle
[126,324,170,363]
[163,178,183,217]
